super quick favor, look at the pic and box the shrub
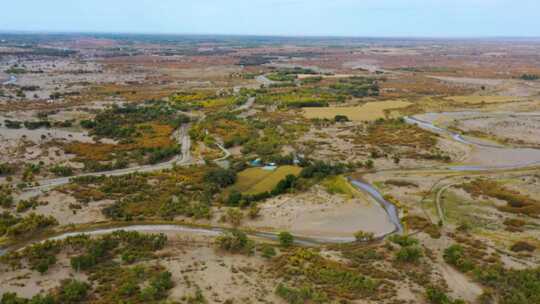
[261,245,276,259]
[334,115,349,122]
[50,165,74,177]
[510,241,536,253]
[0,163,16,176]
[57,279,89,304]
[354,230,375,242]
[388,235,419,247]
[225,208,244,227]
[5,213,58,238]
[0,191,14,208]
[248,204,261,219]
[443,244,475,272]
[278,231,294,248]
[426,286,466,304]
[226,190,242,206]
[276,284,327,304]
[396,246,423,263]
[216,230,253,254]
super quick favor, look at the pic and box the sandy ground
[456,114,540,146]
[0,253,87,298]
[245,186,395,239]
[428,76,504,87]
[418,234,484,302]
[0,232,284,303]
[160,235,284,303]
[416,111,540,168]
[28,191,112,226]
[0,58,146,102]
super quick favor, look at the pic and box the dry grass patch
[443,95,525,105]
[303,100,412,122]
[354,119,437,150]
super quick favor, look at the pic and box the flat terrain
[1,34,540,304]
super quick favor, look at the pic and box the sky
[1,0,540,37]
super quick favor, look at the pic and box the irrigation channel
[3,112,540,254]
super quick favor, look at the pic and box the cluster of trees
[520,74,539,81]
[0,163,16,176]
[0,187,14,208]
[443,243,540,304]
[284,99,329,108]
[425,286,466,304]
[93,171,212,221]
[68,231,167,272]
[2,120,55,130]
[49,165,74,177]
[146,145,180,164]
[80,102,189,140]
[16,198,44,213]
[1,231,173,304]
[299,161,348,179]
[204,168,237,188]
[83,159,128,173]
[216,230,253,254]
[389,235,423,263]
[330,77,380,97]
[0,212,57,239]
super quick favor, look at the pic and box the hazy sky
[1,0,539,37]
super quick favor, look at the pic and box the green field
[232,165,302,194]
[322,175,360,199]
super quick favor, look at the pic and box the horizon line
[1,29,540,41]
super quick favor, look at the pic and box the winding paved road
[23,123,194,194]
[7,111,540,252]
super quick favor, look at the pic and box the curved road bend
[24,123,193,193]
[8,112,540,252]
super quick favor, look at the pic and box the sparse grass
[460,179,540,215]
[443,95,525,105]
[439,189,492,227]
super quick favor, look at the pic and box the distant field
[303,100,412,121]
[444,95,525,104]
[200,97,236,108]
[232,165,302,194]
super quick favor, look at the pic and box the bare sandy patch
[30,191,112,226]
[160,237,284,303]
[245,186,395,239]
